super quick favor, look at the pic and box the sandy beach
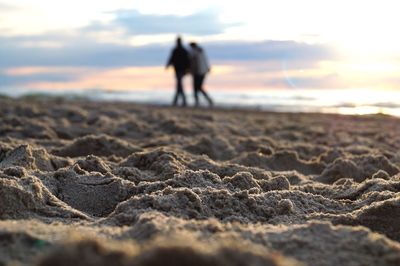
[1,97,400,266]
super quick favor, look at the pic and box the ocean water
[2,87,400,117]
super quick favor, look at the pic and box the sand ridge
[0,98,400,265]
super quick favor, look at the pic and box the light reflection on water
[1,87,400,117]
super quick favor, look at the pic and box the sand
[1,97,400,266]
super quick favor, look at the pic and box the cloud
[0,34,171,68]
[84,9,238,36]
[0,71,76,87]
[0,67,84,87]
[0,29,338,90]
[206,40,336,64]
[0,31,336,68]
[0,3,21,13]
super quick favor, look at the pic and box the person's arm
[184,50,191,73]
[203,51,211,72]
[166,50,174,69]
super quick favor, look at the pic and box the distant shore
[2,88,400,117]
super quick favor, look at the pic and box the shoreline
[1,89,400,117]
[1,95,398,120]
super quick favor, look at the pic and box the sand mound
[53,134,141,158]
[265,222,400,266]
[76,155,112,174]
[0,144,70,172]
[1,98,400,265]
[112,119,151,139]
[120,148,186,180]
[51,105,89,123]
[0,145,35,170]
[37,237,297,266]
[53,167,136,217]
[185,135,236,160]
[107,183,350,225]
[233,150,324,175]
[223,171,260,190]
[0,230,50,265]
[120,215,400,265]
[156,117,208,136]
[334,197,400,241]
[0,174,88,220]
[188,156,274,180]
[234,136,275,155]
[318,155,400,183]
[0,145,55,171]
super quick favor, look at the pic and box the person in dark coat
[166,37,191,106]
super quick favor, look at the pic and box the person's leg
[197,75,213,106]
[201,89,213,106]
[198,75,213,106]
[193,75,200,106]
[172,72,180,106]
[175,72,187,106]
[172,81,179,106]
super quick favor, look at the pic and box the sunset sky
[1,0,399,92]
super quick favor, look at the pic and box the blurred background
[1,0,399,115]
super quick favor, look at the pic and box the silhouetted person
[189,42,213,107]
[166,37,191,106]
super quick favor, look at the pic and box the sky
[0,0,399,92]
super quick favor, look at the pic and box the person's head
[176,36,182,47]
[190,42,202,52]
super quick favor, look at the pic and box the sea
[2,87,400,117]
